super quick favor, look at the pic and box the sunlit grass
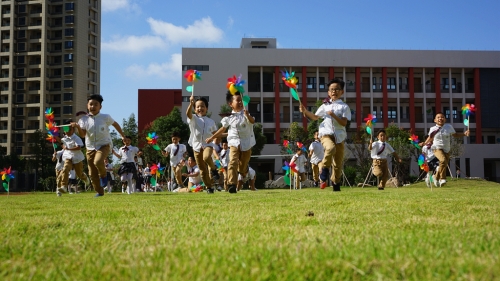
[1,178,499,280]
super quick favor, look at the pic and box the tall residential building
[0,0,100,155]
[182,38,500,181]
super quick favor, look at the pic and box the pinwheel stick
[55,124,72,128]
[191,83,194,98]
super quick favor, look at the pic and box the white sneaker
[122,189,125,193]
[57,186,68,193]
[439,179,446,187]
[425,174,430,188]
[432,178,438,187]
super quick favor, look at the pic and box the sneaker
[122,189,125,193]
[217,186,223,192]
[439,179,447,187]
[57,186,68,193]
[207,188,215,194]
[425,174,430,188]
[69,192,74,194]
[433,177,439,187]
[319,168,329,183]
[99,177,108,188]
[314,181,319,187]
[333,183,341,192]
[320,181,327,189]
[211,170,220,181]
[228,185,237,194]
[377,187,384,190]
[94,193,104,197]
[57,192,62,197]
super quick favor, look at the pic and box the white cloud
[125,53,182,79]
[227,16,234,28]
[102,0,130,12]
[147,17,223,44]
[102,35,165,53]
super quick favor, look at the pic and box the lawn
[1,178,499,281]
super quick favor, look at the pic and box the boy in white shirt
[186,96,219,194]
[112,136,139,194]
[237,166,257,191]
[218,139,230,191]
[68,169,78,194]
[308,131,324,187]
[300,78,351,191]
[162,132,187,190]
[73,94,126,197]
[182,157,202,190]
[290,147,308,189]
[57,120,90,195]
[421,135,439,188]
[369,130,402,190]
[207,91,256,194]
[424,112,469,187]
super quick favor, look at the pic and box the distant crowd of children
[52,78,470,196]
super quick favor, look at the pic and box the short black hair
[195,97,208,108]
[327,78,345,90]
[124,135,132,140]
[226,90,241,104]
[221,139,228,144]
[171,131,180,138]
[435,112,445,118]
[88,94,104,104]
[377,129,386,136]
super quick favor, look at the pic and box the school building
[180,38,500,182]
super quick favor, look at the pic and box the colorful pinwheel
[409,134,421,149]
[462,104,476,128]
[149,162,165,186]
[215,159,225,172]
[0,166,14,192]
[190,183,203,192]
[184,69,201,95]
[283,140,293,154]
[45,121,59,149]
[281,70,301,105]
[45,108,54,121]
[418,154,429,172]
[296,142,308,153]
[363,114,377,136]
[226,74,250,106]
[146,132,160,151]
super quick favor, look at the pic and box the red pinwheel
[184,69,201,95]
[462,104,476,128]
[363,114,377,136]
[296,142,308,153]
[226,74,250,106]
[146,132,160,151]
[45,108,54,121]
[409,134,421,149]
[281,70,301,105]
[1,166,14,192]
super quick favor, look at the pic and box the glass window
[65,3,75,11]
[442,78,457,90]
[65,28,74,37]
[15,134,23,142]
[18,17,26,26]
[65,16,74,24]
[388,107,397,119]
[17,30,26,39]
[16,108,23,115]
[16,81,24,90]
[387,78,396,90]
[15,120,23,129]
[63,106,72,115]
[64,41,73,49]
[63,93,73,101]
[17,56,25,64]
[306,77,316,89]
[64,54,73,62]
[64,67,73,75]
[18,5,26,13]
[16,94,24,103]
[63,80,73,88]
[17,68,25,77]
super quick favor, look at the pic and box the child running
[368,129,402,190]
[161,132,187,190]
[112,136,140,194]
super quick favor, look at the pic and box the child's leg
[87,145,110,195]
[223,168,228,191]
[372,159,383,182]
[433,149,449,181]
[320,136,335,181]
[194,150,211,188]
[227,146,240,186]
[331,141,345,184]
[237,149,252,178]
[60,160,74,190]
[202,147,216,171]
[73,161,89,184]
[380,160,389,188]
[312,163,319,183]
[173,165,184,188]
[55,169,62,188]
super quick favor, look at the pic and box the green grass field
[1,179,499,281]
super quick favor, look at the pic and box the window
[17,56,25,64]
[319,77,326,89]
[64,54,73,62]
[251,46,267,49]
[65,16,74,24]
[15,120,24,129]
[18,17,26,26]
[15,134,23,142]
[65,28,74,36]
[306,77,316,89]
[63,93,73,101]
[16,94,24,103]
[17,30,26,39]
[443,78,456,90]
[16,108,24,116]
[63,106,72,115]
[16,81,24,90]
[65,3,75,11]
[17,68,25,77]
[388,107,397,119]
[444,107,458,119]
[63,80,73,88]
[15,147,23,155]
[372,106,378,118]
[64,67,73,75]
[15,43,25,52]
[64,41,73,49]
[182,65,209,71]
[17,5,26,13]
[387,77,396,90]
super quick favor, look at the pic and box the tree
[111,113,138,149]
[140,107,189,164]
[385,124,415,185]
[281,122,309,157]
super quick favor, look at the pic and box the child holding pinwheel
[420,134,439,188]
[112,135,140,194]
[73,94,126,197]
[52,144,65,191]
[290,146,308,189]
[424,112,469,187]
[299,78,351,191]
[206,90,255,194]
[308,131,324,187]
[161,132,187,190]
[186,96,219,194]
[369,129,402,190]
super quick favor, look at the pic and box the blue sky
[100,0,500,125]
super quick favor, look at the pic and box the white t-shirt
[291,153,307,173]
[78,113,115,150]
[136,156,143,167]
[219,148,229,167]
[315,99,351,143]
[370,141,395,159]
[55,150,64,171]
[221,110,256,151]
[238,167,256,183]
[69,169,76,180]
[165,143,186,167]
[61,134,85,164]
[422,145,436,162]
[143,167,151,177]
[309,140,324,165]
[187,115,217,152]
[186,165,201,184]
[117,145,139,163]
[428,124,456,153]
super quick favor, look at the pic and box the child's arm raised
[299,104,320,121]
[186,96,194,119]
